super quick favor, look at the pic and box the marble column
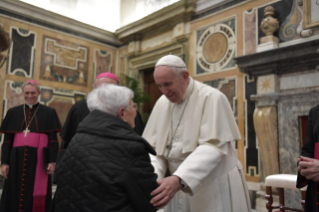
[254,106,279,178]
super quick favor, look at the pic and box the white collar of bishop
[177,77,193,105]
[25,101,39,109]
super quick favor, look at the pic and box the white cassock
[143,78,251,212]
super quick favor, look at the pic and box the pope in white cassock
[143,55,251,212]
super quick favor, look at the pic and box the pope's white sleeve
[149,154,167,180]
[173,142,228,195]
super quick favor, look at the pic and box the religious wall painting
[195,17,236,75]
[6,27,36,78]
[93,49,112,80]
[243,74,259,177]
[2,80,86,128]
[40,36,89,86]
[244,9,257,55]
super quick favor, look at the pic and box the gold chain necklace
[23,104,40,137]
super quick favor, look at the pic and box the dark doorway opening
[142,68,162,124]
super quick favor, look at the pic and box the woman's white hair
[87,84,134,116]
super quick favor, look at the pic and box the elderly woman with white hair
[53,84,158,212]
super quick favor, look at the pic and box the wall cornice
[235,39,319,77]
[115,0,197,43]
[0,0,121,46]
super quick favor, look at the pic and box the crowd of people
[0,24,317,212]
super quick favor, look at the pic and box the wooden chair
[265,174,306,212]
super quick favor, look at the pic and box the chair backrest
[265,174,306,212]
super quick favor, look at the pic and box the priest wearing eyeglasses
[0,80,61,212]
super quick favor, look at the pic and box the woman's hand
[1,164,9,179]
[47,163,56,175]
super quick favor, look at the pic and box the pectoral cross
[23,127,30,137]
[166,141,173,157]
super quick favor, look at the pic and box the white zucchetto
[155,55,187,68]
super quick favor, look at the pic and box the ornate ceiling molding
[128,42,185,71]
[0,0,121,46]
[115,0,197,43]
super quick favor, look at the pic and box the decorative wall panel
[93,49,112,79]
[7,27,36,77]
[195,17,236,75]
[244,9,257,55]
[244,75,259,177]
[40,36,89,86]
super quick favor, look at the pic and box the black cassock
[297,104,319,212]
[0,103,61,212]
[57,99,145,164]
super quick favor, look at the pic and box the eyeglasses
[129,103,138,110]
[0,54,7,69]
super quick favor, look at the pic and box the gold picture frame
[303,0,319,29]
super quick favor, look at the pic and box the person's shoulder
[119,138,150,155]
[153,94,170,108]
[195,80,225,98]
[309,104,319,116]
[40,104,55,111]
[74,99,87,106]
[7,104,24,111]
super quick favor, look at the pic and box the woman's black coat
[53,110,158,212]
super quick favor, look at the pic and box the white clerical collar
[25,101,39,109]
[180,77,193,102]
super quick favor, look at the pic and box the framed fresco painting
[303,0,319,29]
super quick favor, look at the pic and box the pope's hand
[47,163,56,175]
[298,156,319,182]
[1,164,9,179]
[150,175,182,209]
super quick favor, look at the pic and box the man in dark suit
[297,104,319,211]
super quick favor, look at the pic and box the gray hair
[22,82,41,92]
[170,66,187,76]
[87,84,134,116]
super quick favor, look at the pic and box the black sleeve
[57,105,79,165]
[117,147,158,212]
[297,108,315,188]
[1,133,14,165]
[48,132,59,163]
[133,110,144,136]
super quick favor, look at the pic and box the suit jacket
[297,104,319,212]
